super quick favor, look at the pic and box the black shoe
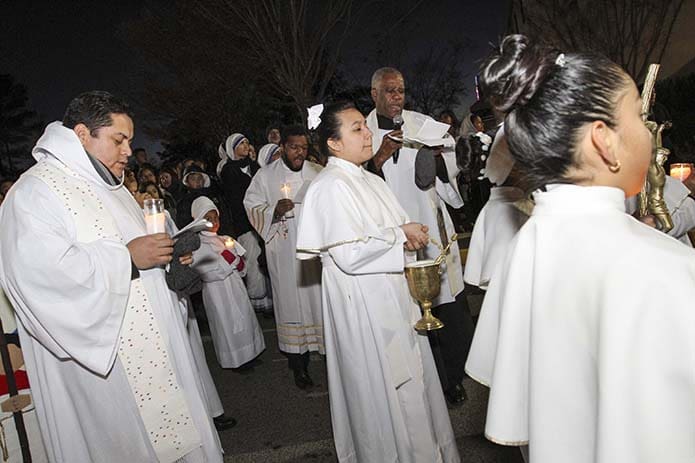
[293,370,315,390]
[213,414,237,431]
[444,383,467,408]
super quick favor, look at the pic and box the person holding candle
[244,125,324,390]
[218,133,273,315]
[466,35,695,462]
[190,196,265,369]
[296,101,460,463]
[0,91,222,462]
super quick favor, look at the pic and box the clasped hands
[127,233,192,270]
[400,223,429,251]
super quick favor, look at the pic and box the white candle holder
[143,198,166,234]
[281,183,295,218]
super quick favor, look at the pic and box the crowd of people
[0,32,694,463]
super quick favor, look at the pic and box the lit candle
[144,212,166,234]
[670,163,693,182]
[224,237,235,249]
[143,198,166,234]
[280,183,295,218]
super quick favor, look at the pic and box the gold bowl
[404,260,444,331]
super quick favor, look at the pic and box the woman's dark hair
[63,91,134,136]
[138,181,162,197]
[439,109,460,127]
[160,165,179,180]
[137,163,158,181]
[480,34,630,190]
[315,100,357,158]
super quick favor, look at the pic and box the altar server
[466,35,695,462]
[190,196,265,369]
[297,101,460,463]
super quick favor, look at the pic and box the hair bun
[480,34,557,113]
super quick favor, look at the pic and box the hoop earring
[609,159,621,173]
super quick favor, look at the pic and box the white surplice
[366,109,464,306]
[244,160,324,354]
[463,186,528,289]
[466,184,695,462]
[192,232,265,368]
[297,156,459,463]
[0,122,222,463]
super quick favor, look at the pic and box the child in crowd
[190,196,265,369]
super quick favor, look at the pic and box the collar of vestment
[533,184,626,216]
[86,150,121,186]
[32,121,124,190]
[376,113,396,130]
[327,156,365,177]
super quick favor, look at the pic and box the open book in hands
[172,218,212,239]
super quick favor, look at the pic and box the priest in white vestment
[366,67,475,406]
[0,92,222,463]
[244,126,324,389]
[297,101,459,463]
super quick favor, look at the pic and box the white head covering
[459,112,477,139]
[484,125,516,186]
[191,196,218,221]
[182,169,211,188]
[257,143,280,168]
[216,133,248,176]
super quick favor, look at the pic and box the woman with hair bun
[297,101,460,463]
[466,34,695,462]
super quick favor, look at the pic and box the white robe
[297,156,459,463]
[0,122,222,462]
[463,186,528,289]
[192,232,265,368]
[180,296,225,419]
[625,175,695,246]
[466,184,695,462]
[366,109,464,306]
[244,160,324,354]
[165,214,225,418]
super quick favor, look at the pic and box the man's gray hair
[371,67,403,89]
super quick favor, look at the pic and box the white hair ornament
[307,104,324,130]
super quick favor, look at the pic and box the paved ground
[197,294,523,462]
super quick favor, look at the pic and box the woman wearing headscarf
[257,143,281,169]
[218,133,272,313]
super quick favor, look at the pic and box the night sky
[1,0,508,154]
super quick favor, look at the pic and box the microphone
[392,113,404,164]
[393,113,404,130]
